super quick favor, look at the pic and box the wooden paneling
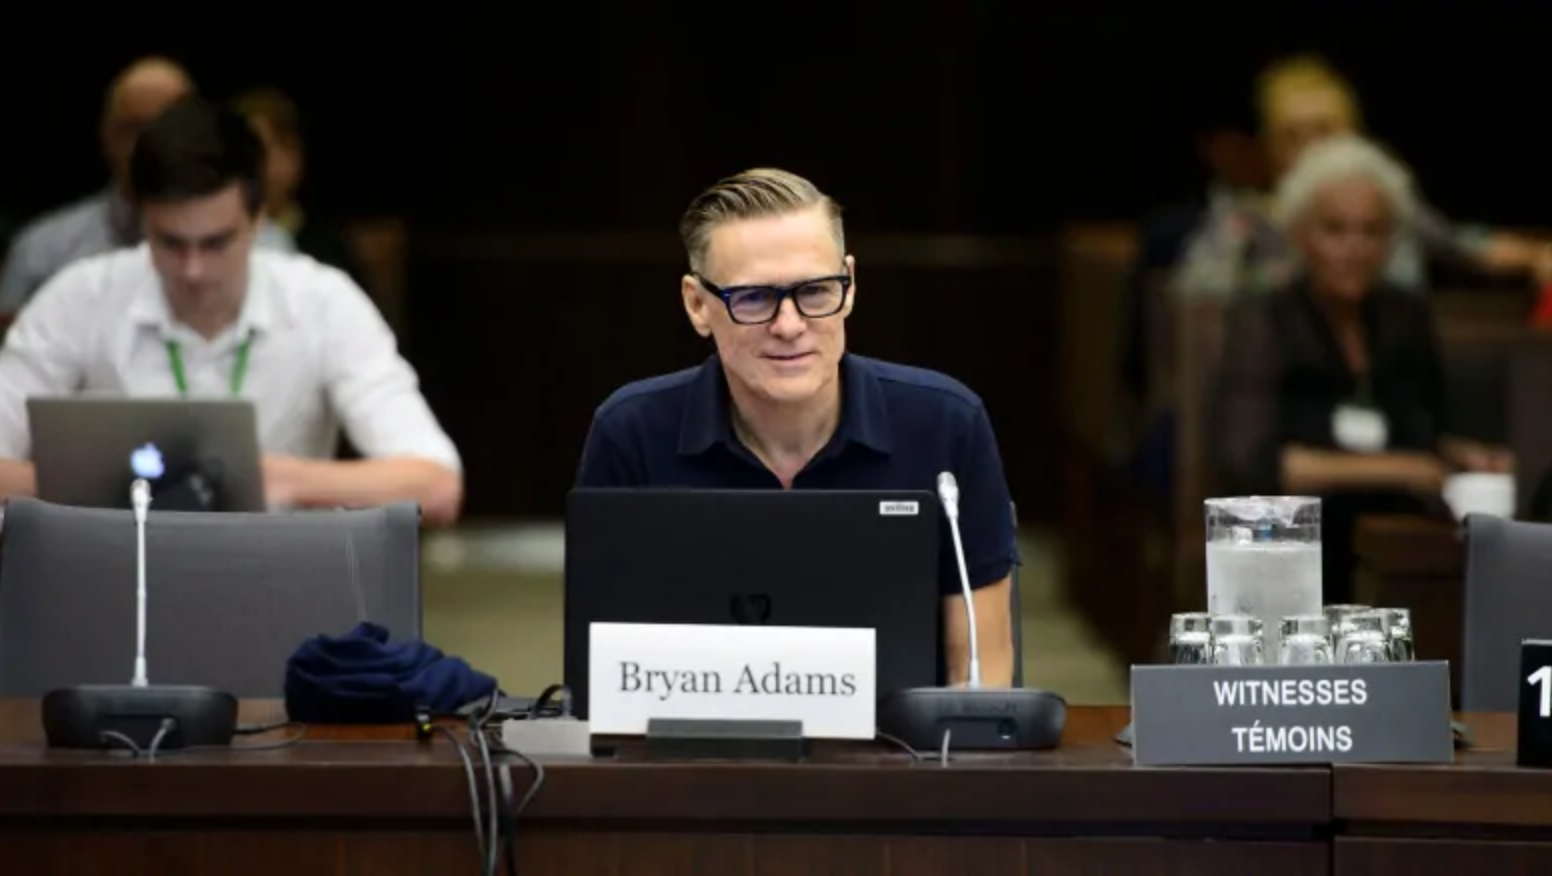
[0,831,1330,875]
[1338,838,1552,876]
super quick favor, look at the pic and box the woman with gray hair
[1209,134,1510,603]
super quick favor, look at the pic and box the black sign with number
[1517,639,1552,768]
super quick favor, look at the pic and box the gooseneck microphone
[38,476,240,753]
[874,471,1069,752]
[936,472,980,689]
[131,479,151,688]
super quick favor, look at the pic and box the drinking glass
[1375,607,1414,662]
[1168,612,1214,664]
[1211,614,1266,666]
[1205,497,1322,657]
[1324,604,1373,643]
[1335,610,1391,664]
[1278,615,1334,665]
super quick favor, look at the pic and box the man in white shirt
[0,98,463,525]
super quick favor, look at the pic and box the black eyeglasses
[694,272,853,326]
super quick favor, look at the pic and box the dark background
[2,4,1547,521]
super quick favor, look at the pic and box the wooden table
[1354,514,1465,701]
[0,702,1331,875]
[1335,712,1552,873]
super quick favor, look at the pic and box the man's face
[1294,178,1394,302]
[102,80,189,191]
[1266,87,1356,178]
[681,206,855,408]
[142,183,258,322]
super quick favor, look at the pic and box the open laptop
[563,488,943,719]
[28,397,266,512]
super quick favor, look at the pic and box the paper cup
[1443,472,1515,520]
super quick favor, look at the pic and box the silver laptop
[27,397,265,512]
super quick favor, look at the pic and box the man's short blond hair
[1256,54,1363,131]
[679,168,845,273]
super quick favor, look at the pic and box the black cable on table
[481,687,552,874]
[470,691,501,876]
[234,719,295,735]
[498,764,519,876]
[184,725,309,755]
[99,717,178,761]
[434,724,488,870]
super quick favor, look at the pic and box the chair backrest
[1439,332,1552,519]
[0,497,422,697]
[1440,342,1509,445]
[1506,343,1552,520]
[1172,297,1229,532]
[1460,514,1552,711]
[1170,296,1229,602]
[1010,501,1024,688]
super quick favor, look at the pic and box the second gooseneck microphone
[936,471,981,689]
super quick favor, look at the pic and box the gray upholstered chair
[1010,501,1025,688]
[1460,513,1552,711]
[0,497,421,697]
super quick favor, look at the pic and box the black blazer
[1209,282,1446,495]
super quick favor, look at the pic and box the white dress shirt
[0,244,461,474]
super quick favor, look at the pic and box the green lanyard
[165,334,254,397]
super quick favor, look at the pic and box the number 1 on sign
[1530,665,1552,718]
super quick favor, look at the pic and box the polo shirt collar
[677,352,893,457]
[127,245,275,340]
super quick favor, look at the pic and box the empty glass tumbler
[1376,607,1414,662]
[1324,604,1372,642]
[1169,612,1215,664]
[1211,614,1266,666]
[1335,610,1392,664]
[1279,615,1334,665]
[1205,497,1322,659]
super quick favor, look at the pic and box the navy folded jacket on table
[284,622,499,724]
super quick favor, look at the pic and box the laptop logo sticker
[878,501,919,516]
[730,594,772,624]
[130,443,165,479]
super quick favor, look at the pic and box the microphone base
[878,687,1068,751]
[42,684,239,751]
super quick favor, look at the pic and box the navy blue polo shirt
[574,353,1017,598]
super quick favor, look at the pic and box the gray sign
[1131,662,1453,766]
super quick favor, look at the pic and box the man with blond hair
[574,168,1018,687]
[1173,54,1552,297]
[0,57,292,313]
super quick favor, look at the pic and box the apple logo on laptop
[130,443,166,480]
[730,594,772,625]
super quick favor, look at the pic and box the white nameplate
[588,622,876,739]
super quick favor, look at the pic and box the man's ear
[841,254,857,318]
[682,274,713,337]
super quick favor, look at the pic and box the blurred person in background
[1210,135,1511,603]
[1174,54,1552,299]
[232,87,364,284]
[0,57,294,315]
[1138,86,1269,277]
[0,99,462,524]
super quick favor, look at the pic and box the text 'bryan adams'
[618,662,859,702]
